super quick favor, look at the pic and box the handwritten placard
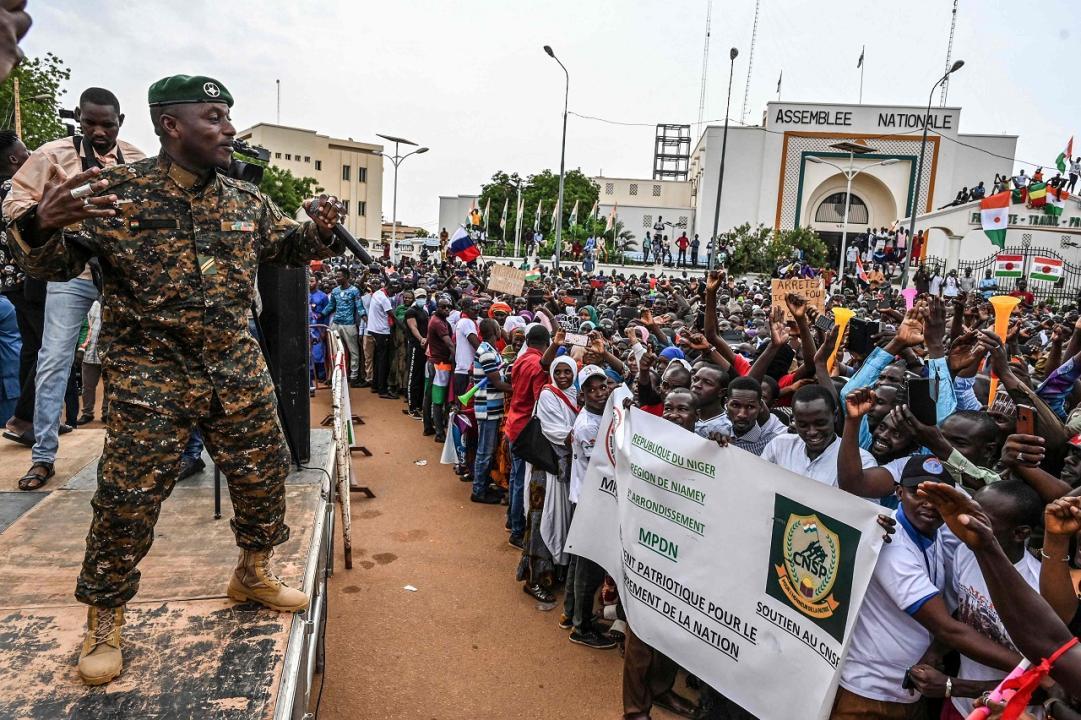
[771,278,826,319]
[487,264,528,297]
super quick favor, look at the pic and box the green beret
[148,75,233,108]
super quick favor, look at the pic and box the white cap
[578,364,607,388]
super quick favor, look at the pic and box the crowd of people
[5,77,1081,719]
[302,243,1081,718]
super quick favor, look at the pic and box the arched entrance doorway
[805,173,900,268]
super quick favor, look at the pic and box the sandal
[2,428,35,447]
[18,462,54,491]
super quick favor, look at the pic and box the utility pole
[696,0,712,140]
[740,0,761,125]
[940,0,959,106]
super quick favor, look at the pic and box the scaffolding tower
[653,124,691,181]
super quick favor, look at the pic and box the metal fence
[955,239,1081,304]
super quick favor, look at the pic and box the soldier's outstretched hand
[35,166,117,232]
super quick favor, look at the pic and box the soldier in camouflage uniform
[7,75,345,686]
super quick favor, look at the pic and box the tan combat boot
[77,605,124,685]
[227,548,309,612]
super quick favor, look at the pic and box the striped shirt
[472,341,505,421]
[698,413,787,457]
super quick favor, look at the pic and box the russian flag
[448,226,481,262]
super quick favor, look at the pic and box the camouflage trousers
[75,394,291,608]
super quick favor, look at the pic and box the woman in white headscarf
[517,354,578,603]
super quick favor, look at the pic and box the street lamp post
[901,59,964,288]
[708,48,738,271]
[544,45,569,271]
[375,134,428,263]
[807,153,899,280]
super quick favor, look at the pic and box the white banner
[566,388,885,720]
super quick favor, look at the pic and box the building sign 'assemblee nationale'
[771,108,956,131]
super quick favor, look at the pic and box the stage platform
[0,429,337,720]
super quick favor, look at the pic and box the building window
[342,200,349,215]
[814,192,869,224]
[304,156,310,163]
[315,160,322,171]
[285,154,291,160]
[342,165,351,181]
[357,201,366,216]
[678,216,688,227]
[358,167,367,183]
[275,152,281,159]
[629,183,638,196]
[643,215,652,228]
[652,184,662,197]
[605,182,614,195]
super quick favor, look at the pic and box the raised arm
[919,484,1081,696]
[784,293,818,382]
[540,328,565,371]
[747,306,789,381]
[1039,497,1081,625]
[837,389,898,497]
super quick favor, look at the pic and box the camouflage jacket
[9,153,343,417]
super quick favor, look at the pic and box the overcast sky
[23,0,1080,232]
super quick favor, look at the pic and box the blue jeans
[507,451,527,537]
[33,279,98,465]
[472,417,500,497]
[182,428,205,462]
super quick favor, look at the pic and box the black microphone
[305,197,373,265]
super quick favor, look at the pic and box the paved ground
[313,385,631,720]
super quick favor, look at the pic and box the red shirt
[731,353,751,376]
[1009,289,1035,306]
[676,236,689,249]
[426,314,453,363]
[505,347,548,442]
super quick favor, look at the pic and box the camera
[228,138,270,185]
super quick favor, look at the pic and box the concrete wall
[437,195,479,237]
[593,177,692,209]
[598,203,696,251]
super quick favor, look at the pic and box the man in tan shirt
[2,86,145,490]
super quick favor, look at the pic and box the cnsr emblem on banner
[766,495,860,642]
[776,514,840,619]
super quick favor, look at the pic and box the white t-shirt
[950,547,1041,717]
[761,435,875,487]
[367,289,393,335]
[840,507,948,703]
[570,408,603,504]
[846,246,858,262]
[359,293,371,335]
[453,316,479,374]
[929,276,943,296]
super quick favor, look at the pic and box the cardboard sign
[487,264,528,297]
[771,278,826,319]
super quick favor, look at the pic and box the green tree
[478,168,600,243]
[767,226,830,270]
[258,164,322,216]
[0,52,70,150]
[723,223,774,275]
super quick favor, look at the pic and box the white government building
[438,100,1081,292]
[599,101,1021,262]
